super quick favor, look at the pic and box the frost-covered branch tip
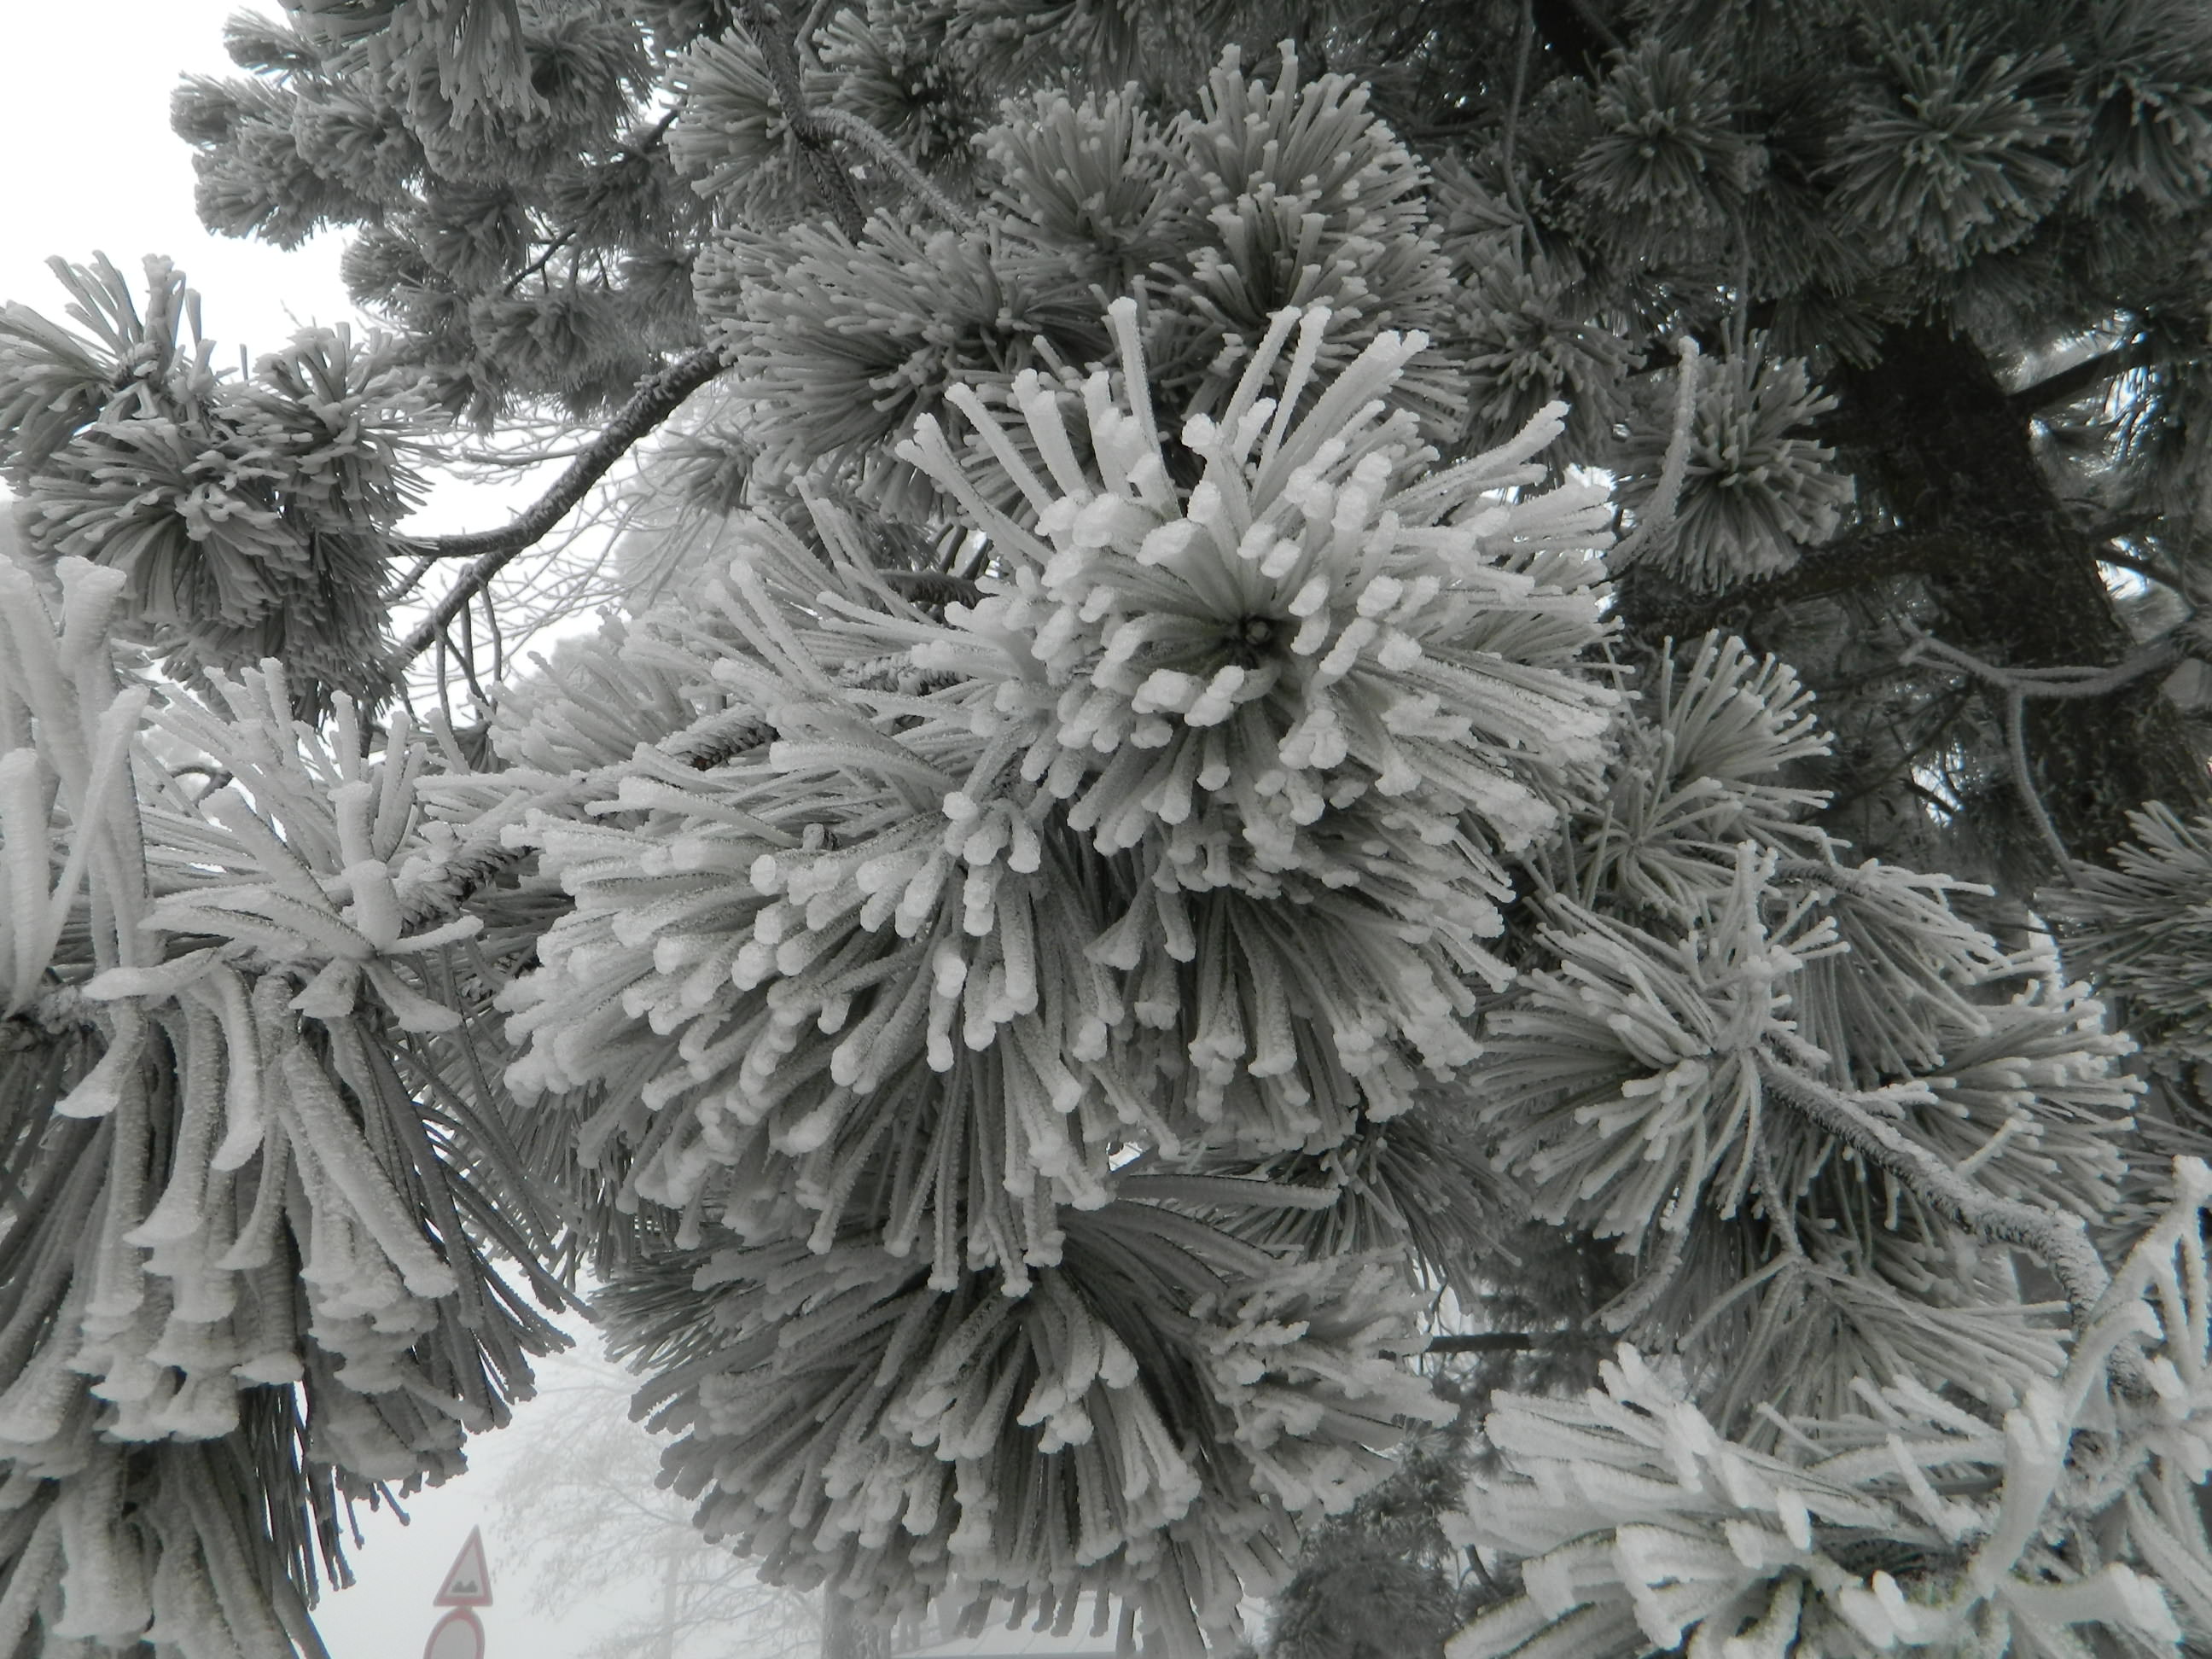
[1753,1051,2114,1330]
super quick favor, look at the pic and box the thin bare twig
[1890,627,2129,865]
[481,579,506,687]
[387,553,437,604]
[1900,624,2189,701]
[456,597,491,712]
[1499,0,1535,226]
[451,445,595,468]
[2006,687,2075,870]
[434,624,457,736]
[503,230,575,296]
[384,344,726,673]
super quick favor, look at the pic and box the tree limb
[732,0,972,235]
[1621,528,1966,639]
[632,102,683,153]
[736,0,867,238]
[2006,685,2075,870]
[1423,1333,1541,1353]
[877,569,984,607]
[1753,1052,2114,1334]
[2009,335,2155,418]
[809,107,977,232]
[384,343,726,673]
[1899,624,2191,701]
[502,229,574,296]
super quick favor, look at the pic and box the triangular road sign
[433,1527,493,1607]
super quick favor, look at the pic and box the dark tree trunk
[1826,325,2206,861]
[1619,323,2207,869]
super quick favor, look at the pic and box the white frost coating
[896,298,1617,902]
[0,568,555,1655]
[1449,1163,2212,1657]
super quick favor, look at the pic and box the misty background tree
[488,1350,820,1659]
[8,1,2212,1656]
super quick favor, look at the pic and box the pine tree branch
[632,102,683,153]
[1622,528,1993,639]
[503,229,576,295]
[384,344,726,672]
[808,108,977,233]
[2007,685,2075,870]
[735,0,867,238]
[391,710,779,935]
[1752,1053,2116,1334]
[392,664,958,933]
[876,569,984,607]
[387,553,437,603]
[2088,540,2185,592]
[1498,0,1536,223]
[1534,0,1623,62]
[1895,623,2205,868]
[1423,1333,1541,1353]
[2009,336,2155,417]
[1899,624,2191,701]
[731,0,973,234]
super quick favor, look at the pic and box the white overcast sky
[0,8,668,1656]
[0,6,355,375]
[0,1,533,537]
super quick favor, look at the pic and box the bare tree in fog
[494,1354,819,1659]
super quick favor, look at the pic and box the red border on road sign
[422,1606,485,1659]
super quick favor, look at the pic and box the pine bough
[3,150,2211,1659]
